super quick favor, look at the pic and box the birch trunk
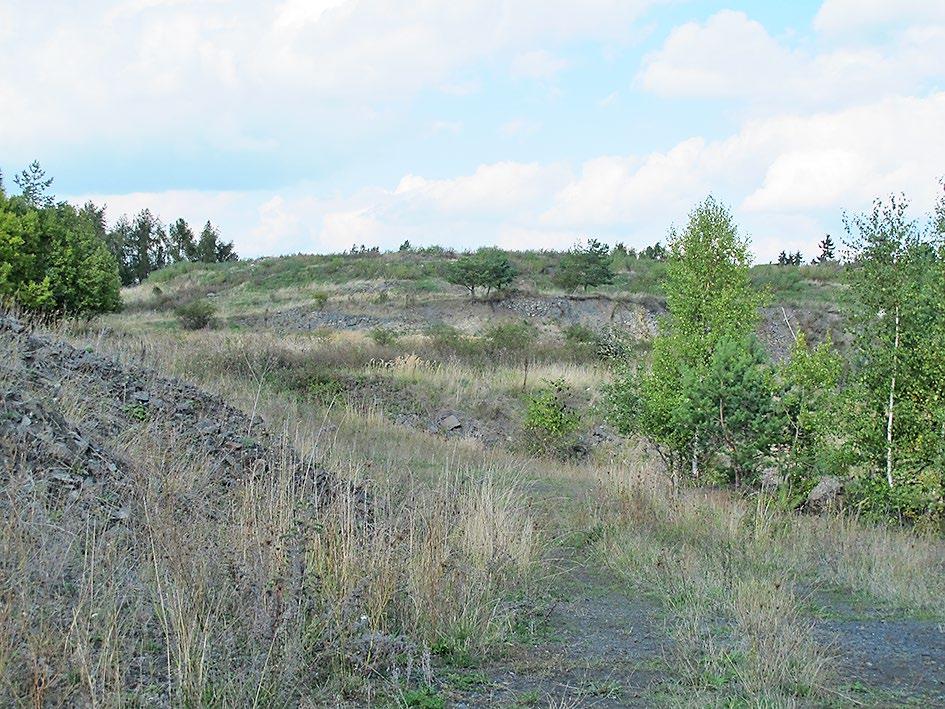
[691,431,699,480]
[885,305,899,489]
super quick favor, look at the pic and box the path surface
[816,616,945,705]
[450,555,668,707]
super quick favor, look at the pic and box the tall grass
[0,321,543,705]
[592,452,945,703]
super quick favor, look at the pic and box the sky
[2,0,944,262]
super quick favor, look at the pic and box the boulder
[806,475,842,512]
[760,467,782,493]
[438,414,462,432]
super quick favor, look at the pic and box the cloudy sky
[2,0,943,261]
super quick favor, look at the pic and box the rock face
[0,314,334,521]
[760,467,783,493]
[438,414,462,432]
[806,475,842,512]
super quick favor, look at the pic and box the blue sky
[2,0,943,261]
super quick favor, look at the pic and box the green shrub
[553,238,613,292]
[307,375,345,405]
[483,321,536,362]
[311,290,329,310]
[175,299,216,330]
[426,322,463,350]
[369,327,398,346]
[446,248,517,298]
[523,379,581,456]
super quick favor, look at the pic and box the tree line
[609,191,945,527]
[0,162,237,315]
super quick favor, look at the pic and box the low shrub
[370,327,399,346]
[175,299,216,330]
[312,291,330,310]
[523,379,581,456]
[483,321,536,363]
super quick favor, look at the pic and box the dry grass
[11,313,943,705]
[592,451,945,703]
[0,320,544,705]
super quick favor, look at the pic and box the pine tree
[168,218,197,262]
[817,234,836,262]
[128,209,167,284]
[553,238,614,292]
[14,161,55,209]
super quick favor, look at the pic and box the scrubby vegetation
[3,183,945,705]
[0,163,120,314]
[610,192,945,526]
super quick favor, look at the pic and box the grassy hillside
[7,249,942,706]
[142,248,843,310]
[3,306,941,706]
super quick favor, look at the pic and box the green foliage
[425,322,464,350]
[446,248,517,298]
[553,238,614,292]
[13,161,54,209]
[311,290,330,310]
[483,321,536,362]
[175,299,216,330]
[369,327,398,346]
[196,220,237,264]
[168,218,197,262]
[562,323,599,360]
[640,241,667,261]
[778,332,845,484]
[778,250,803,266]
[523,379,580,455]
[680,335,784,484]
[817,234,836,263]
[610,198,768,481]
[841,195,945,523]
[401,685,445,709]
[0,175,121,315]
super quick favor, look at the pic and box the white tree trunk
[885,305,899,489]
[691,432,699,480]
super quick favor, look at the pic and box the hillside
[2,290,944,705]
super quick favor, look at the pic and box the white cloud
[637,9,945,109]
[510,50,569,80]
[814,0,945,34]
[321,209,388,248]
[599,90,619,107]
[431,120,463,135]
[394,161,568,215]
[500,118,542,137]
[544,92,945,257]
[0,0,665,157]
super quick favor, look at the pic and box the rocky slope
[0,314,332,522]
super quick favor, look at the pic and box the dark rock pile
[0,314,332,518]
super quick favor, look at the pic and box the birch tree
[844,195,945,521]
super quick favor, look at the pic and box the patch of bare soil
[451,553,668,707]
[813,598,945,704]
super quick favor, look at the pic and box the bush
[523,379,581,456]
[175,299,216,330]
[312,291,329,310]
[446,248,517,298]
[369,327,398,346]
[553,238,613,292]
[426,322,463,350]
[0,189,121,315]
[483,321,536,362]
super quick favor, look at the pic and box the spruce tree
[817,234,835,262]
